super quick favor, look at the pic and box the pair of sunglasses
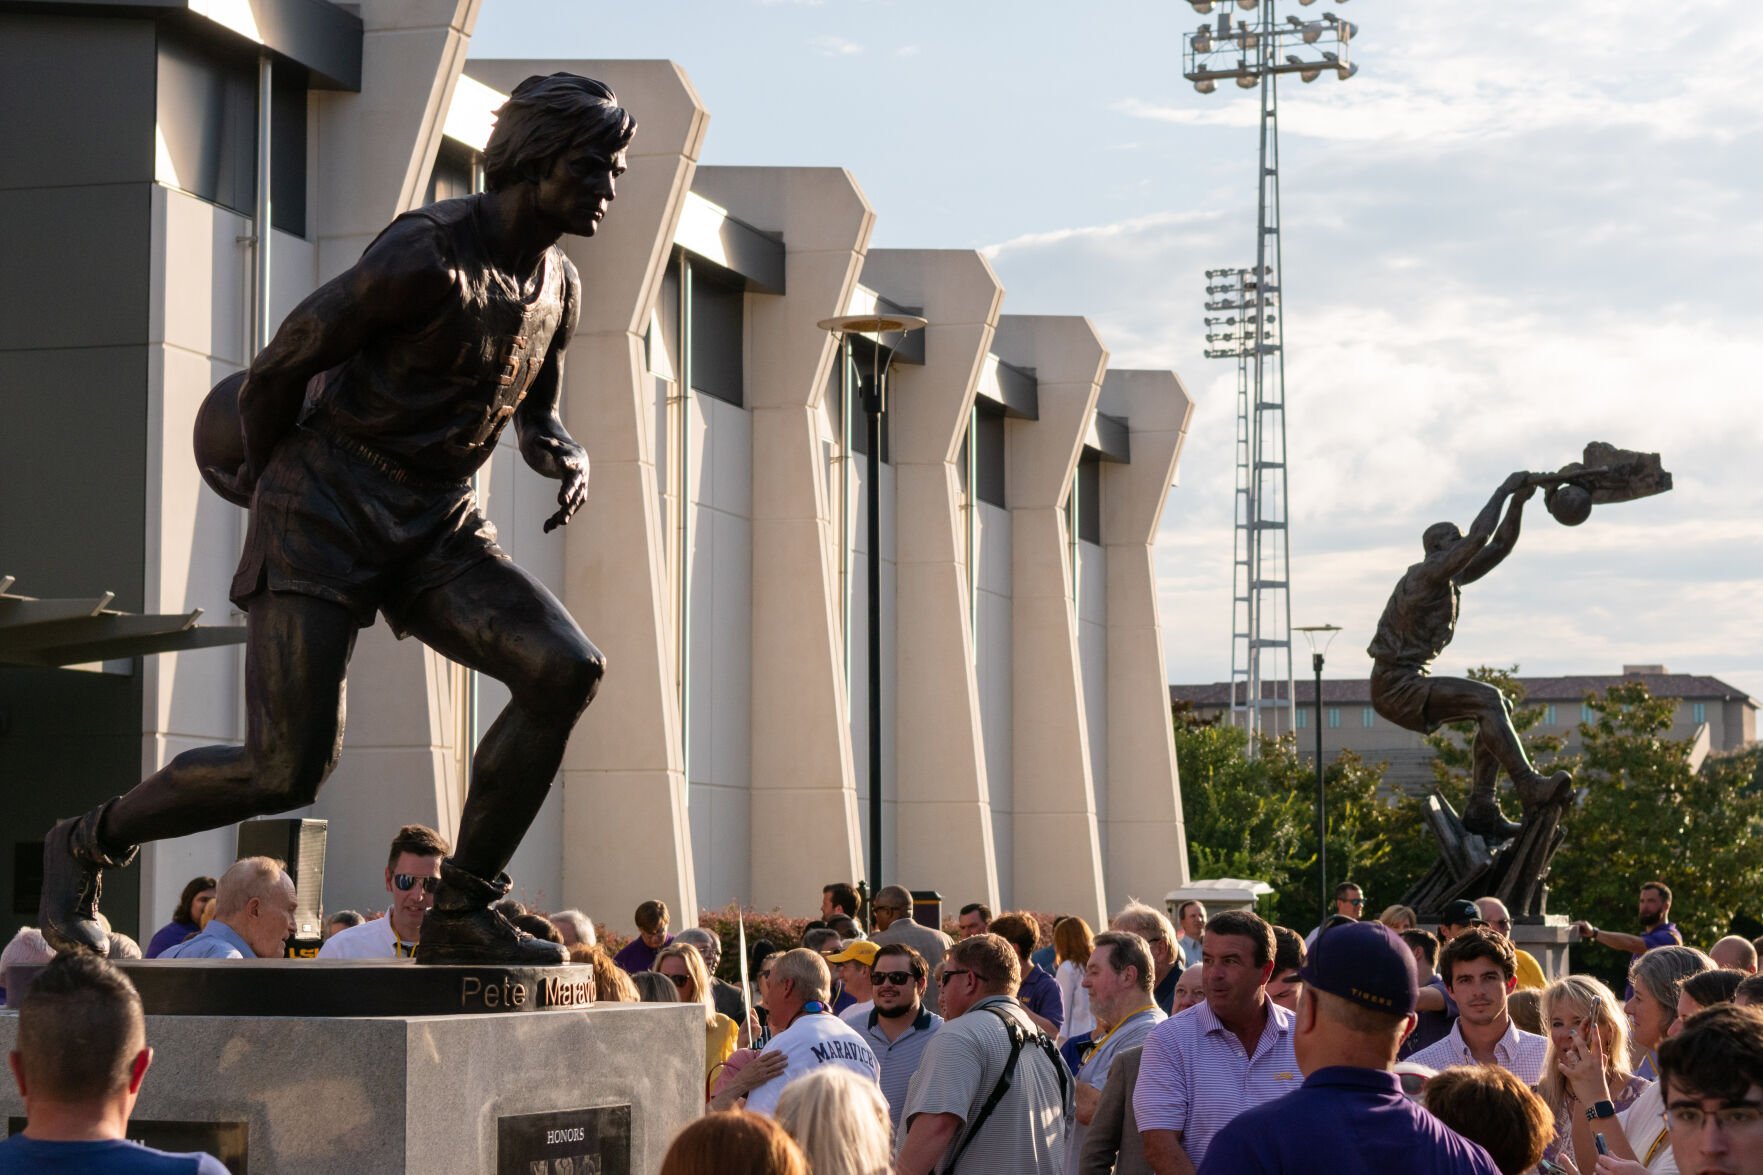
[393,874,439,894]
[872,970,915,987]
[665,973,692,989]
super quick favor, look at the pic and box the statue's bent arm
[237,221,453,481]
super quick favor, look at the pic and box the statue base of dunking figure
[39,75,635,966]
[1379,445,1671,910]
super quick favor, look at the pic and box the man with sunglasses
[859,944,943,1131]
[320,824,447,959]
[1305,882,1365,949]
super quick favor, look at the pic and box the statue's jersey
[305,197,573,482]
[1366,564,1459,670]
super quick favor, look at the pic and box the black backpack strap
[936,1004,1068,1175]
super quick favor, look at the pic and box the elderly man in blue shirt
[160,856,298,960]
[1197,921,1502,1175]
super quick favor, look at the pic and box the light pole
[817,312,927,903]
[1186,0,1359,752]
[1296,624,1340,926]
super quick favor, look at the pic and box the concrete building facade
[0,0,1194,942]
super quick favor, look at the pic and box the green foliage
[697,905,812,982]
[1175,707,1416,928]
[1548,683,1763,982]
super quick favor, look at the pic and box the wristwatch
[1581,925,1598,941]
[1586,1100,1616,1121]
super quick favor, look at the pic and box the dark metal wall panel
[0,665,143,943]
[689,262,745,408]
[0,13,157,191]
[0,346,150,611]
[156,25,257,215]
[0,183,153,351]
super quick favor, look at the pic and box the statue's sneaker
[39,816,111,956]
[1516,769,1573,809]
[414,906,568,966]
[1461,792,1522,841]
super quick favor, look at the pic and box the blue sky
[473,1,1763,699]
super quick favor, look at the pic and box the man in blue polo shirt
[1197,921,1501,1175]
[159,857,297,961]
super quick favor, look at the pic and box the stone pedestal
[0,1001,703,1173]
[1512,915,1575,982]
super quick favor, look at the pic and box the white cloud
[813,34,863,56]
[895,44,920,57]
[982,208,1224,259]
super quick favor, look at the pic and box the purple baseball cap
[1297,920,1419,1016]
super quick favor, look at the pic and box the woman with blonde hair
[659,1111,807,1175]
[1560,945,1713,1173]
[1535,974,1645,1165]
[568,941,638,1003]
[773,1067,892,1175]
[1053,915,1096,1043]
[655,942,739,1084]
[1377,904,1417,932]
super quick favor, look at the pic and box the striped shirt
[1405,1017,1550,1083]
[862,1005,944,1131]
[1132,999,1300,1166]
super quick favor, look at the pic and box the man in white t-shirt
[741,948,880,1115]
[318,825,447,959]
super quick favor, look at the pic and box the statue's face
[535,144,628,238]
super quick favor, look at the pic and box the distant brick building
[1170,668,1757,792]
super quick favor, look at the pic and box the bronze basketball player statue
[1370,445,1672,841]
[40,74,634,965]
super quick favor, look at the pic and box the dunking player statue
[1368,471,1574,840]
[40,74,634,965]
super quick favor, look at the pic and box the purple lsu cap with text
[1297,920,1419,1016]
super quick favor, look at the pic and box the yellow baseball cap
[825,940,879,965]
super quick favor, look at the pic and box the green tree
[1176,706,1419,929]
[1551,682,1763,983]
[1175,715,1313,925]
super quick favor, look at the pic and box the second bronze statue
[40,73,637,966]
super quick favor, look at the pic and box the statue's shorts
[1369,662,1438,735]
[231,426,505,638]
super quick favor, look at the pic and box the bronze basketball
[193,370,251,507]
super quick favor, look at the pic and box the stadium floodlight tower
[1185,0,1357,751]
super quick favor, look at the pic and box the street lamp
[816,311,928,905]
[1296,623,1340,926]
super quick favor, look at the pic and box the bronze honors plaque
[497,1106,631,1175]
[9,1118,246,1172]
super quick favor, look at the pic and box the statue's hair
[1423,522,1460,554]
[483,74,637,192]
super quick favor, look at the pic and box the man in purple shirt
[992,912,1064,1037]
[1572,879,1683,997]
[1197,921,1501,1175]
[611,898,672,974]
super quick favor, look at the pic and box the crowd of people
[7,845,1763,1175]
